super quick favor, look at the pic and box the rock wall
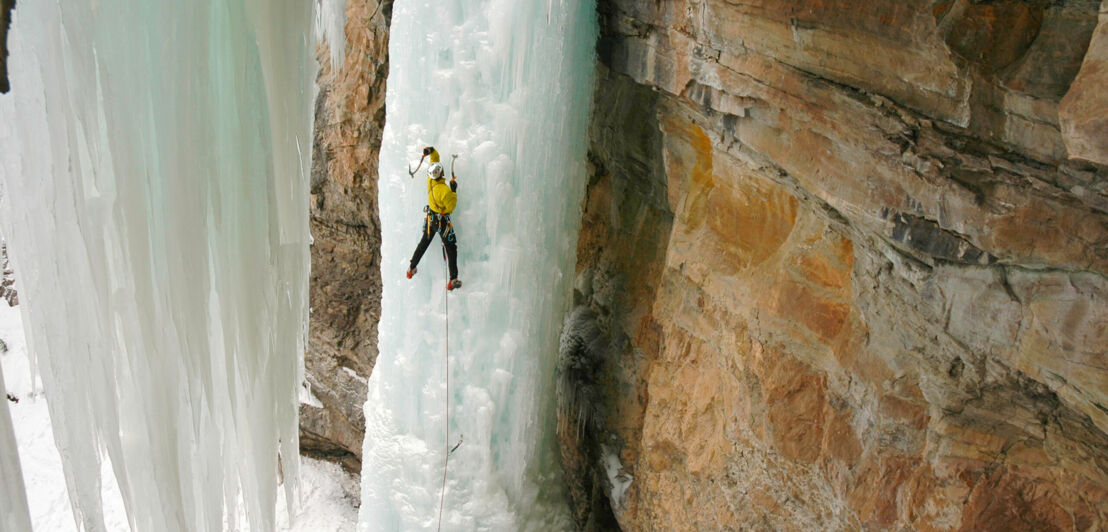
[563,0,1108,530]
[1,0,14,94]
[1,242,17,306]
[301,0,392,473]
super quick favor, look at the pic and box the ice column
[361,0,598,530]
[0,1,330,530]
[0,362,33,532]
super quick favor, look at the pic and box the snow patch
[300,382,324,409]
[0,302,359,531]
[601,445,633,511]
[340,366,367,384]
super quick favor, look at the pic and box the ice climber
[406,146,462,290]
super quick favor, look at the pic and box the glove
[422,146,434,156]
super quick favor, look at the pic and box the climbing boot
[446,279,462,291]
[406,267,416,279]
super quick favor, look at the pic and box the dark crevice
[299,427,362,474]
[882,210,997,266]
[1,0,15,94]
[557,306,622,531]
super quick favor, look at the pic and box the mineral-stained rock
[1060,1,1108,166]
[300,0,392,473]
[562,0,1108,529]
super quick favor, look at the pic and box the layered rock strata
[563,0,1108,530]
[301,0,391,473]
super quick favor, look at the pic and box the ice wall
[0,362,33,532]
[361,0,597,530]
[0,1,335,530]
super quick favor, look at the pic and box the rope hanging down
[436,154,463,531]
[437,243,462,532]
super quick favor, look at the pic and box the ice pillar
[0,1,330,530]
[0,362,32,532]
[361,0,598,530]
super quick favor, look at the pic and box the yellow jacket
[425,149,457,214]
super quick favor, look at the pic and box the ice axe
[450,153,458,180]
[407,155,425,179]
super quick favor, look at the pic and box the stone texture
[1,242,17,307]
[300,0,392,473]
[1060,1,1108,165]
[562,0,1108,530]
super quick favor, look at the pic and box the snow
[0,1,332,529]
[0,335,32,532]
[0,302,359,531]
[361,0,598,530]
[299,382,325,409]
[0,303,129,531]
[340,367,367,384]
[600,445,632,511]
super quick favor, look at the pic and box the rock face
[1,0,14,94]
[301,0,392,473]
[1,242,17,306]
[1060,1,1108,166]
[563,0,1108,530]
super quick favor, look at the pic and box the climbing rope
[437,243,451,532]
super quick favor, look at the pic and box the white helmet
[429,162,445,179]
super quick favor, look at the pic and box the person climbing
[406,146,462,291]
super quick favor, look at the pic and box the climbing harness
[423,209,454,243]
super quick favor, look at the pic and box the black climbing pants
[410,209,459,280]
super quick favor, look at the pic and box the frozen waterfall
[0,1,342,530]
[1,361,32,531]
[361,0,598,530]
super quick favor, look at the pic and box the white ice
[0,0,331,530]
[0,302,360,531]
[360,0,598,530]
[1,329,32,532]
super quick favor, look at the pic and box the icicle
[0,362,32,532]
[314,0,348,72]
[0,0,329,529]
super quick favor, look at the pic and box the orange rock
[821,402,862,465]
[847,457,916,528]
[565,2,1108,528]
[759,351,828,463]
[959,467,1074,532]
[764,279,851,344]
[879,394,929,431]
